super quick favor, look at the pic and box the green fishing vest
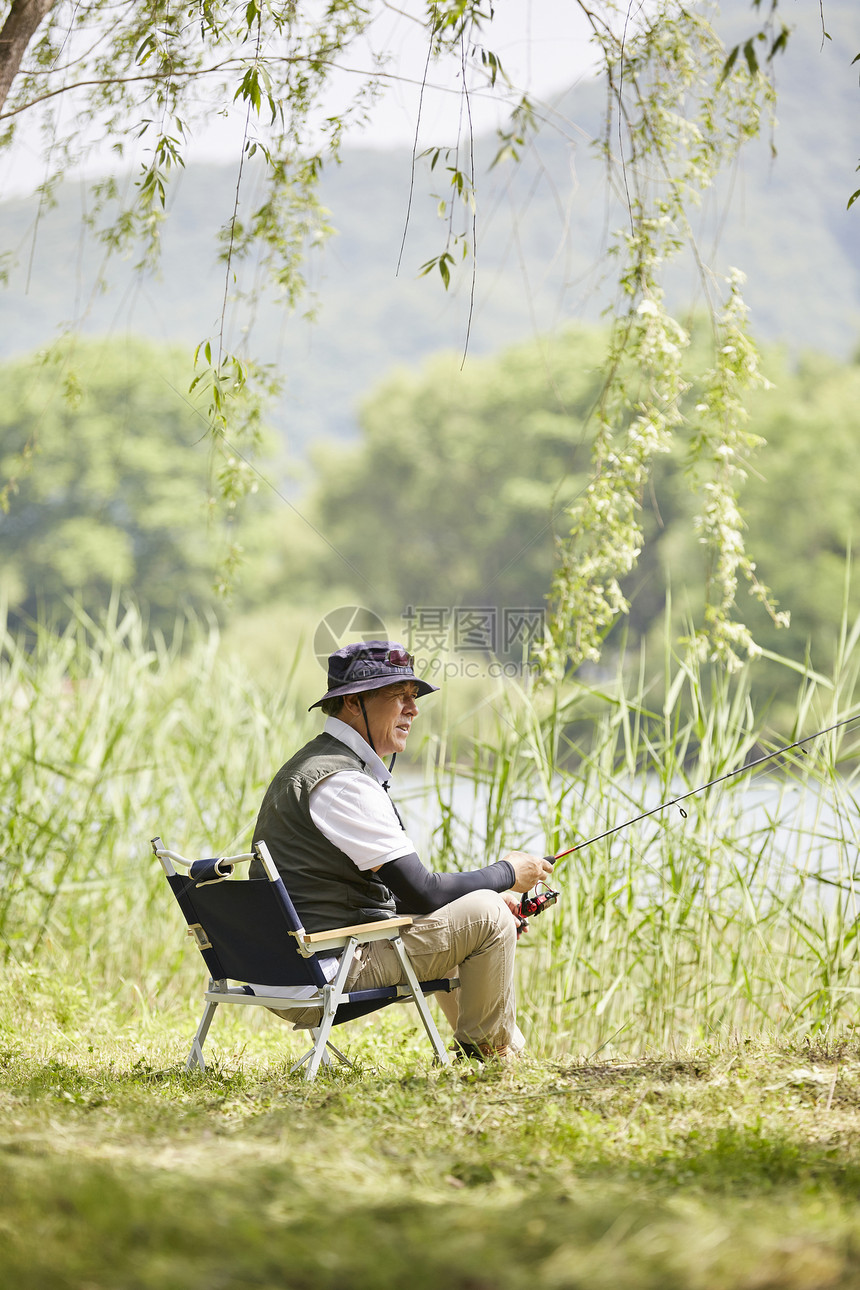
[250,732,398,934]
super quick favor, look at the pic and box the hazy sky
[333,0,598,145]
[1,1,597,199]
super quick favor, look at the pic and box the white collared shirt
[307,717,416,871]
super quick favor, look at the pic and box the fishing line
[562,717,820,878]
[548,709,860,864]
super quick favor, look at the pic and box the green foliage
[0,338,271,628]
[1,1,858,693]
[682,274,789,661]
[738,351,860,674]
[5,599,860,1052]
[632,342,860,701]
[312,327,610,613]
[434,635,860,1050]
[539,1,783,676]
[0,0,515,522]
[307,321,860,705]
[1,0,856,656]
[0,601,312,971]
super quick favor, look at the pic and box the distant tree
[313,328,608,617]
[313,327,860,691]
[0,338,269,628]
[738,351,860,669]
[0,0,851,674]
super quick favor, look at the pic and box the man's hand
[500,890,526,934]
[502,851,555,893]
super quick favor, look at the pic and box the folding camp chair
[152,836,456,1080]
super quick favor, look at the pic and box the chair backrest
[156,839,328,989]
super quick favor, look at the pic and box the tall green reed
[425,630,860,1055]
[0,599,311,988]
[4,599,860,1058]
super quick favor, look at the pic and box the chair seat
[330,979,455,1024]
[233,978,457,1025]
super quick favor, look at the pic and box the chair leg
[290,1034,334,1073]
[304,940,357,1081]
[304,1004,338,1081]
[187,998,219,1072]
[392,938,452,1067]
[290,1035,353,1075]
[323,1039,352,1067]
[289,1045,314,1074]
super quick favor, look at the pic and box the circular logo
[313,606,389,671]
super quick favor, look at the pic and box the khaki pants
[277,890,521,1050]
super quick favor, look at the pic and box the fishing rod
[516,709,860,935]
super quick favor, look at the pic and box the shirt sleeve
[309,771,416,871]
[378,851,517,915]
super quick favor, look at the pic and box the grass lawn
[3,974,860,1289]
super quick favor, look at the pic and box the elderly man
[252,640,553,1059]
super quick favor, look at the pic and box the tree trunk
[0,0,56,112]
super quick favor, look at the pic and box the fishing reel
[516,881,560,938]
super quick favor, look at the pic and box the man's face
[348,682,420,757]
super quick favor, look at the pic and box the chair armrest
[296,916,413,955]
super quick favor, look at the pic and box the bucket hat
[309,640,439,710]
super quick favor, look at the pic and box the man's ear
[341,692,361,717]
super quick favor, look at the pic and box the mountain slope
[0,0,857,450]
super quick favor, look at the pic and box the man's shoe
[451,1039,517,1063]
